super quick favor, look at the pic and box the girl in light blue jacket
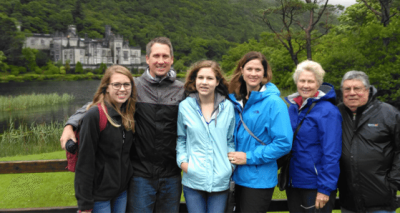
[176,60,235,213]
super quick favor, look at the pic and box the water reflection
[0,78,185,133]
[0,80,100,133]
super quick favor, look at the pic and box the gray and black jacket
[67,68,185,178]
[338,86,400,212]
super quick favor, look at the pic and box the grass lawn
[1,151,399,212]
[0,151,75,209]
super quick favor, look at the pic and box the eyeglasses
[110,83,131,90]
[342,86,366,94]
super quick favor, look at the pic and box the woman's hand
[228,152,247,165]
[315,192,329,209]
[181,162,189,173]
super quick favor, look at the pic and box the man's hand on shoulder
[60,125,76,150]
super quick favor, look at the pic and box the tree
[21,47,38,72]
[262,0,343,65]
[0,51,9,72]
[0,13,25,65]
[65,60,70,73]
[75,61,83,73]
[359,0,400,46]
[35,50,50,67]
[360,0,399,26]
[312,3,400,104]
[44,61,59,74]
[72,0,85,32]
[98,63,107,74]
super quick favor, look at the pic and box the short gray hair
[146,37,174,57]
[341,71,370,89]
[293,60,325,86]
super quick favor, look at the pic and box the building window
[124,51,128,61]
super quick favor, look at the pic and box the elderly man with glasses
[338,71,400,213]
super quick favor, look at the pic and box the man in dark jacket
[338,71,400,213]
[60,37,185,213]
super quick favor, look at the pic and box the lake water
[0,80,101,133]
[0,78,186,133]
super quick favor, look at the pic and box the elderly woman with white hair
[284,60,342,212]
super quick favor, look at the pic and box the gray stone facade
[24,25,144,70]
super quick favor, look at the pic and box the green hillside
[0,0,277,66]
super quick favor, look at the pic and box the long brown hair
[228,51,272,100]
[88,65,136,132]
[184,60,230,98]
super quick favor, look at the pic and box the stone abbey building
[24,25,144,70]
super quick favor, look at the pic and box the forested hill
[0,0,274,66]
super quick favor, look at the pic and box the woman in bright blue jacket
[228,51,293,213]
[284,60,342,212]
[176,60,235,213]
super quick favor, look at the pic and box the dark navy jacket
[338,86,400,212]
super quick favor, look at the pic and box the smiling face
[342,79,369,112]
[296,70,319,101]
[146,43,174,78]
[106,73,132,108]
[241,59,264,92]
[195,67,219,98]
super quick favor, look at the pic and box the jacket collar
[285,83,336,110]
[189,92,226,125]
[143,67,177,84]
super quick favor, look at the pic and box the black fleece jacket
[74,104,134,210]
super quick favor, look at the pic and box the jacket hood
[229,82,281,110]
[143,67,177,84]
[366,85,378,105]
[285,82,337,109]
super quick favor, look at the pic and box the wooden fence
[0,159,397,212]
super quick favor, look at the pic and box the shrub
[75,61,84,74]
[10,66,19,75]
[34,67,42,74]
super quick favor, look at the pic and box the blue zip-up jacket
[229,82,292,189]
[176,92,235,192]
[285,83,342,195]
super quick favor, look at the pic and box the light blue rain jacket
[176,92,235,192]
[229,82,293,189]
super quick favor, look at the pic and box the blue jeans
[127,175,182,213]
[93,190,127,213]
[341,208,396,213]
[183,185,229,213]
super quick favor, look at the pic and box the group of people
[60,36,400,213]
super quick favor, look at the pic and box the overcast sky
[327,0,357,8]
